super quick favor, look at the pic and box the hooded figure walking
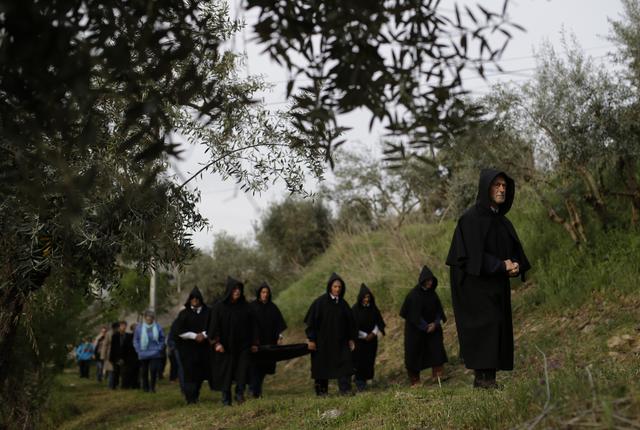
[351,283,386,391]
[304,272,357,396]
[248,282,287,398]
[208,277,258,406]
[446,169,531,389]
[173,287,212,404]
[400,266,448,386]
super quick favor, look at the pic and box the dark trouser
[109,364,121,388]
[249,367,267,398]
[314,377,351,395]
[221,384,246,406]
[354,378,367,391]
[78,361,90,378]
[95,359,104,382]
[473,369,497,388]
[183,380,203,404]
[171,349,185,390]
[140,358,163,392]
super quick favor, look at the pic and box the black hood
[356,283,376,306]
[184,286,205,307]
[476,168,515,215]
[417,265,438,290]
[255,281,272,302]
[326,272,346,298]
[222,276,245,303]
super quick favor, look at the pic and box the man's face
[190,296,201,308]
[259,288,270,303]
[144,315,154,324]
[330,281,342,297]
[490,176,507,206]
[231,287,241,302]
[100,327,107,335]
[424,278,433,289]
[362,293,371,305]
[119,323,127,333]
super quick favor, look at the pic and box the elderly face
[259,287,270,303]
[231,287,241,302]
[190,296,201,307]
[490,175,507,206]
[330,280,342,297]
[144,314,154,324]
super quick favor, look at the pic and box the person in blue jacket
[75,337,95,379]
[134,310,165,393]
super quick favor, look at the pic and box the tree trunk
[618,156,640,226]
[0,284,26,387]
[576,165,609,228]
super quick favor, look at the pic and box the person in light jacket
[134,310,165,393]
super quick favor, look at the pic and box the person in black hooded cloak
[304,272,357,396]
[172,286,212,404]
[208,277,258,405]
[446,169,531,388]
[400,266,448,386]
[351,283,386,391]
[248,281,287,398]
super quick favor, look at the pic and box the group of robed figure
[170,168,531,405]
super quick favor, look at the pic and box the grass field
[46,200,640,429]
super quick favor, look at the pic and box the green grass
[45,206,640,429]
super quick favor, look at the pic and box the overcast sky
[172,0,626,251]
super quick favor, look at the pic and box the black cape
[446,169,531,371]
[172,287,212,385]
[249,282,288,374]
[304,272,357,379]
[208,277,257,391]
[400,266,448,372]
[351,284,386,380]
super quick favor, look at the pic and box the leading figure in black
[446,169,531,388]
[208,277,258,405]
[351,283,386,391]
[248,281,287,398]
[172,286,211,404]
[304,273,357,396]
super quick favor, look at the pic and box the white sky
[172,0,626,251]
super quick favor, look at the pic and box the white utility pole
[149,259,157,312]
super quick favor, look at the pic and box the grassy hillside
[46,191,640,429]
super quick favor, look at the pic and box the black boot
[221,390,232,406]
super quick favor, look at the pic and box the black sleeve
[482,253,506,274]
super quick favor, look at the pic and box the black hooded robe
[249,282,287,375]
[172,287,212,398]
[208,277,257,391]
[352,284,386,381]
[400,266,448,372]
[446,169,531,371]
[304,273,357,380]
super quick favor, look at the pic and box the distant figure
[248,282,287,398]
[400,266,448,386]
[446,169,531,389]
[351,283,386,391]
[108,321,129,389]
[75,338,94,379]
[304,272,357,396]
[209,277,258,406]
[122,323,140,389]
[134,310,165,393]
[167,317,184,388]
[93,326,108,382]
[173,287,212,404]
[101,322,119,387]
